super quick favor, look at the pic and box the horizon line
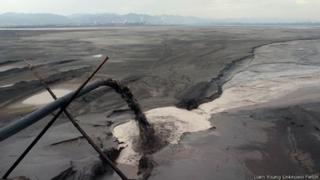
[0,11,319,23]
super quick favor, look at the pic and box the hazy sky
[0,0,319,21]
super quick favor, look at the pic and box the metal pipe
[0,80,110,142]
[2,57,110,179]
[19,59,129,180]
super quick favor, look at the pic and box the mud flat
[113,38,320,165]
[1,27,320,179]
[147,39,320,179]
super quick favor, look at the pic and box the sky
[0,0,319,21]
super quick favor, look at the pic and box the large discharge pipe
[0,79,155,143]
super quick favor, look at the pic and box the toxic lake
[0,26,320,180]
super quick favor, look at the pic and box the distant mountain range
[0,12,319,27]
[0,13,213,27]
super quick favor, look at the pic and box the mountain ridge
[0,12,319,27]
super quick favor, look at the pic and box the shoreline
[177,37,320,110]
